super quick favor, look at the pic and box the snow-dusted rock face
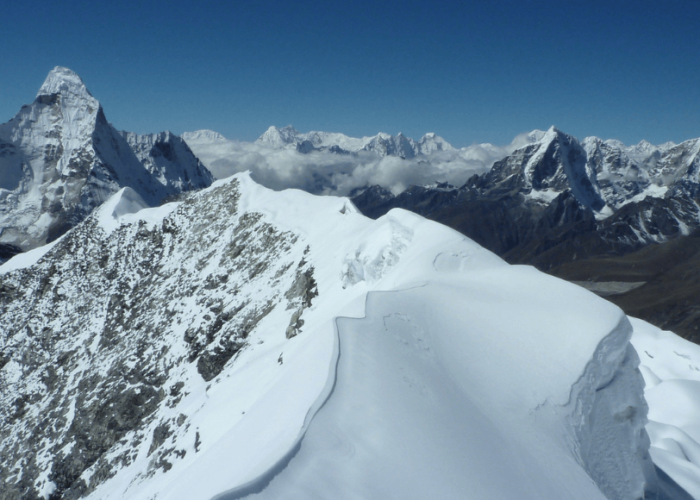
[0,173,661,500]
[0,67,213,253]
[119,130,213,203]
[0,178,317,499]
[482,126,605,211]
[353,127,700,271]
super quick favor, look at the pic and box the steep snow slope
[0,173,662,500]
[631,318,700,499]
[0,67,212,252]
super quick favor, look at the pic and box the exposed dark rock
[0,244,22,264]
[0,178,317,498]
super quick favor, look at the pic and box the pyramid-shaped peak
[541,126,576,145]
[37,66,92,98]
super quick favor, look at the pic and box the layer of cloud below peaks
[185,132,538,197]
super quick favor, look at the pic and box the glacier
[0,172,674,499]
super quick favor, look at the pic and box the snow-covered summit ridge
[36,66,93,99]
[0,171,661,500]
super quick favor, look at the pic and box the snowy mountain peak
[257,125,301,147]
[36,66,92,100]
[0,68,213,252]
[527,129,547,142]
[180,129,227,143]
[542,125,563,141]
[417,132,454,153]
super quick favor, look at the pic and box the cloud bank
[184,131,541,196]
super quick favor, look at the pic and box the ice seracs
[631,318,700,499]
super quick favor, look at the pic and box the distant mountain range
[255,125,456,157]
[3,68,700,340]
[0,67,213,258]
[349,127,700,339]
[181,126,543,194]
[186,122,700,340]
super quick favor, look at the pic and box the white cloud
[185,130,541,196]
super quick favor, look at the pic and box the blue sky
[1,0,699,147]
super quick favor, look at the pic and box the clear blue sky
[1,0,699,147]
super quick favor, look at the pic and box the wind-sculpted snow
[214,247,657,500]
[0,173,668,499]
[567,320,653,500]
[631,318,700,499]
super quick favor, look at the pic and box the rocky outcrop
[0,179,315,499]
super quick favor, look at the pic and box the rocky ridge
[0,177,317,499]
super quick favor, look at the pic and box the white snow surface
[62,172,657,500]
[631,318,700,499]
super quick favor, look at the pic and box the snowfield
[0,172,696,499]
